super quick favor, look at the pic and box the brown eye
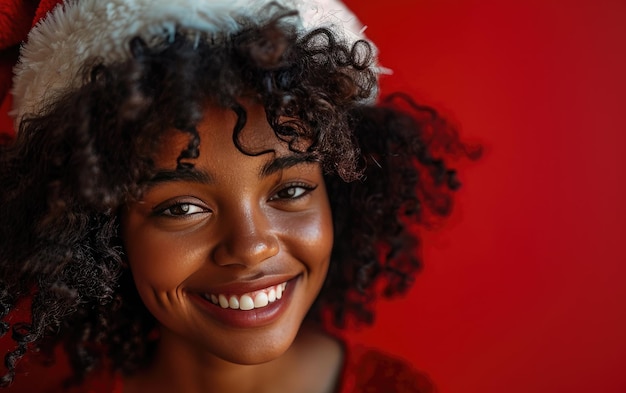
[270,183,316,201]
[169,204,191,215]
[277,187,303,199]
[160,203,208,217]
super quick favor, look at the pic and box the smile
[203,282,288,311]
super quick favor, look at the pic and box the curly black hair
[0,7,476,388]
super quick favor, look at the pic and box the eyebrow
[259,153,319,177]
[145,168,214,187]
[144,153,318,187]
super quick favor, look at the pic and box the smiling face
[121,104,333,365]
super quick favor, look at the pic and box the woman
[0,0,471,391]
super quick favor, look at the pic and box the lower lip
[190,278,297,329]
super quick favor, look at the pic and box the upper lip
[190,274,299,296]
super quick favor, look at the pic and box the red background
[2,1,625,392]
[342,1,626,392]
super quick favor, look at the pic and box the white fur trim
[12,0,377,124]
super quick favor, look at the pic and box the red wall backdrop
[1,1,625,392]
[342,1,626,392]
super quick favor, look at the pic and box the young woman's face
[121,104,333,365]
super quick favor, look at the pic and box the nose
[211,204,279,268]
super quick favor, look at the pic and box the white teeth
[228,296,239,310]
[218,294,229,309]
[268,288,276,302]
[206,281,288,311]
[254,292,269,308]
[239,295,254,310]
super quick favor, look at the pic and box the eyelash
[153,183,316,217]
[154,200,210,217]
[270,182,317,201]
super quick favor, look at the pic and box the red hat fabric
[0,0,62,107]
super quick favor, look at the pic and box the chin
[211,324,300,365]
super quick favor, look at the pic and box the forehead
[153,104,293,170]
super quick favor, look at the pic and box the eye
[270,183,316,201]
[155,201,210,217]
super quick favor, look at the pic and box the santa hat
[1,0,379,130]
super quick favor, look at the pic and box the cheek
[122,222,204,293]
[276,204,334,274]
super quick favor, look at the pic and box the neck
[123,323,344,393]
[126,328,268,393]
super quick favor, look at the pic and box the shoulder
[337,342,436,393]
